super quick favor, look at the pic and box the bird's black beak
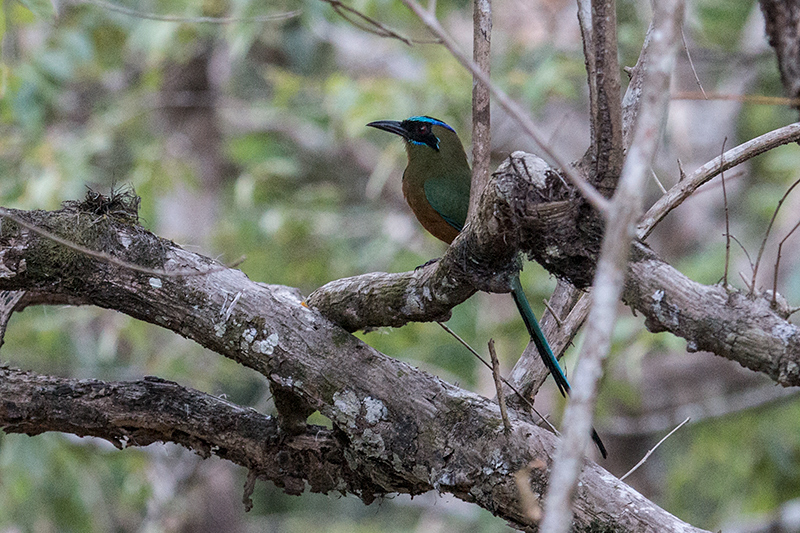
[366,120,408,140]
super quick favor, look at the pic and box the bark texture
[0,194,711,532]
[309,152,800,390]
[760,0,800,111]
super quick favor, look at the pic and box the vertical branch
[488,339,511,433]
[581,0,624,195]
[760,0,800,113]
[540,1,684,531]
[399,0,610,214]
[621,21,653,145]
[469,0,492,218]
[577,0,597,151]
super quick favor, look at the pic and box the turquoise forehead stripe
[407,116,456,133]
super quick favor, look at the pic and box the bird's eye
[417,124,430,135]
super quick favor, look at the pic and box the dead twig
[680,25,707,100]
[720,138,731,288]
[751,177,800,294]
[772,218,800,307]
[728,234,754,274]
[542,299,564,328]
[489,339,512,433]
[673,91,800,106]
[77,0,301,23]
[437,322,559,435]
[651,170,668,194]
[620,417,690,481]
[321,0,438,45]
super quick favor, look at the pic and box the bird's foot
[415,257,440,271]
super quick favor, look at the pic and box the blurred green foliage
[665,401,800,526]
[0,0,798,531]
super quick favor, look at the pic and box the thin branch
[772,218,800,306]
[651,169,668,194]
[437,322,559,435]
[542,298,564,328]
[739,271,754,293]
[619,417,691,481]
[673,91,800,106]
[320,0,438,45]
[488,339,511,433]
[720,138,731,287]
[76,0,301,23]
[751,177,800,293]
[638,122,800,239]
[681,26,707,99]
[398,0,610,215]
[541,2,684,531]
[729,234,754,272]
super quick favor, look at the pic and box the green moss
[14,189,172,291]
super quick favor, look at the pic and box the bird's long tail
[510,274,607,459]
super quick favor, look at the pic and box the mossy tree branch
[0,198,706,531]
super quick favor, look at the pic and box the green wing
[423,177,470,232]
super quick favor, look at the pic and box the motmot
[367,115,607,458]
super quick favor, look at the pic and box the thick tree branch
[309,144,800,391]
[625,243,800,385]
[0,366,368,498]
[0,201,705,531]
[507,122,800,401]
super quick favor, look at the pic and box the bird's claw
[415,257,440,271]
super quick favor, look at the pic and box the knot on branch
[495,153,604,288]
[308,152,605,332]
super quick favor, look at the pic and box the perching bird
[367,115,607,458]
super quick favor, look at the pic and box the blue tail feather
[510,274,607,459]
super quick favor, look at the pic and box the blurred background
[0,0,799,531]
